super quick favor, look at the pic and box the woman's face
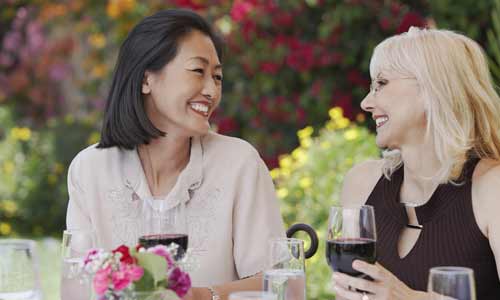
[360,70,427,150]
[142,30,222,137]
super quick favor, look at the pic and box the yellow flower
[1,200,18,216]
[106,0,136,18]
[10,127,31,141]
[88,33,106,49]
[299,177,313,189]
[297,126,314,140]
[356,113,366,123]
[292,148,307,166]
[277,188,289,199]
[325,121,336,131]
[87,132,101,145]
[328,107,343,120]
[0,222,11,235]
[279,156,292,170]
[91,64,107,78]
[336,117,350,129]
[300,137,312,148]
[3,161,14,175]
[344,128,359,140]
[269,168,280,180]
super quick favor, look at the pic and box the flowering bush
[84,244,191,300]
[273,107,380,299]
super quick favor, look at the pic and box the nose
[360,92,374,112]
[201,76,220,100]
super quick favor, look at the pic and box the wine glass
[263,238,306,300]
[229,291,277,300]
[326,205,377,278]
[139,197,189,258]
[428,266,476,300]
[0,239,42,300]
[60,228,96,300]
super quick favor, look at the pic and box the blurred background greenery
[2,0,500,299]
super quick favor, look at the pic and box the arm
[66,154,92,230]
[472,162,500,279]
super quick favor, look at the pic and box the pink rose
[93,266,111,295]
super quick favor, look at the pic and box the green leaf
[133,269,155,292]
[135,252,167,285]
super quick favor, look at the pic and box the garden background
[2,0,500,299]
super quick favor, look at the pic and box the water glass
[428,266,476,300]
[60,228,96,300]
[0,239,42,300]
[229,291,277,300]
[264,238,306,300]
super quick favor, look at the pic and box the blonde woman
[331,27,500,299]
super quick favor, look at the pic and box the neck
[399,140,441,205]
[139,133,191,196]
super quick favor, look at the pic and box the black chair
[286,223,319,259]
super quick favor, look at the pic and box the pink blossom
[147,245,174,268]
[93,266,111,295]
[260,61,280,74]
[168,267,191,298]
[230,1,254,22]
[111,269,131,292]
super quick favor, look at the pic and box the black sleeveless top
[365,158,500,299]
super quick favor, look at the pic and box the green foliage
[0,107,100,237]
[272,107,380,299]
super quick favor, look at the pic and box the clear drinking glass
[60,228,96,300]
[139,197,188,258]
[428,267,476,300]
[0,239,42,300]
[326,205,377,278]
[229,291,277,300]
[263,238,306,300]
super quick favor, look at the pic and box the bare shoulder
[340,159,384,207]
[472,159,500,237]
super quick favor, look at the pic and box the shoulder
[341,159,384,206]
[68,144,126,178]
[201,131,261,163]
[471,159,500,234]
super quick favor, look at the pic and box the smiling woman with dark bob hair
[65,9,284,300]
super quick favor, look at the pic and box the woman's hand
[331,260,428,300]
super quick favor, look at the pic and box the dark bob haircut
[97,9,224,149]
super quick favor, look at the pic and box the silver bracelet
[207,286,220,300]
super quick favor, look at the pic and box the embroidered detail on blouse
[188,187,223,256]
[108,186,143,246]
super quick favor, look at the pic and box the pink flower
[84,248,99,266]
[93,266,111,295]
[230,1,254,22]
[147,245,174,268]
[110,263,143,291]
[260,61,280,74]
[113,245,136,265]
[168,267,191,298]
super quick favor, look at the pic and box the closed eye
[191,68,204,75]
[214,75,223,81]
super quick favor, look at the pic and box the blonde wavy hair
[370,27,500,183]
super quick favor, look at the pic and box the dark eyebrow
[188,56,222,70]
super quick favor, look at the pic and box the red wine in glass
[138,233,188,258]
[326,238,376,276]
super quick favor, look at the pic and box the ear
[142,71,153,94]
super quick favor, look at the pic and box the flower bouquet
[83,244,191,300]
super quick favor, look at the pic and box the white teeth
[190,103,209,113]
[375,116,389,127]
